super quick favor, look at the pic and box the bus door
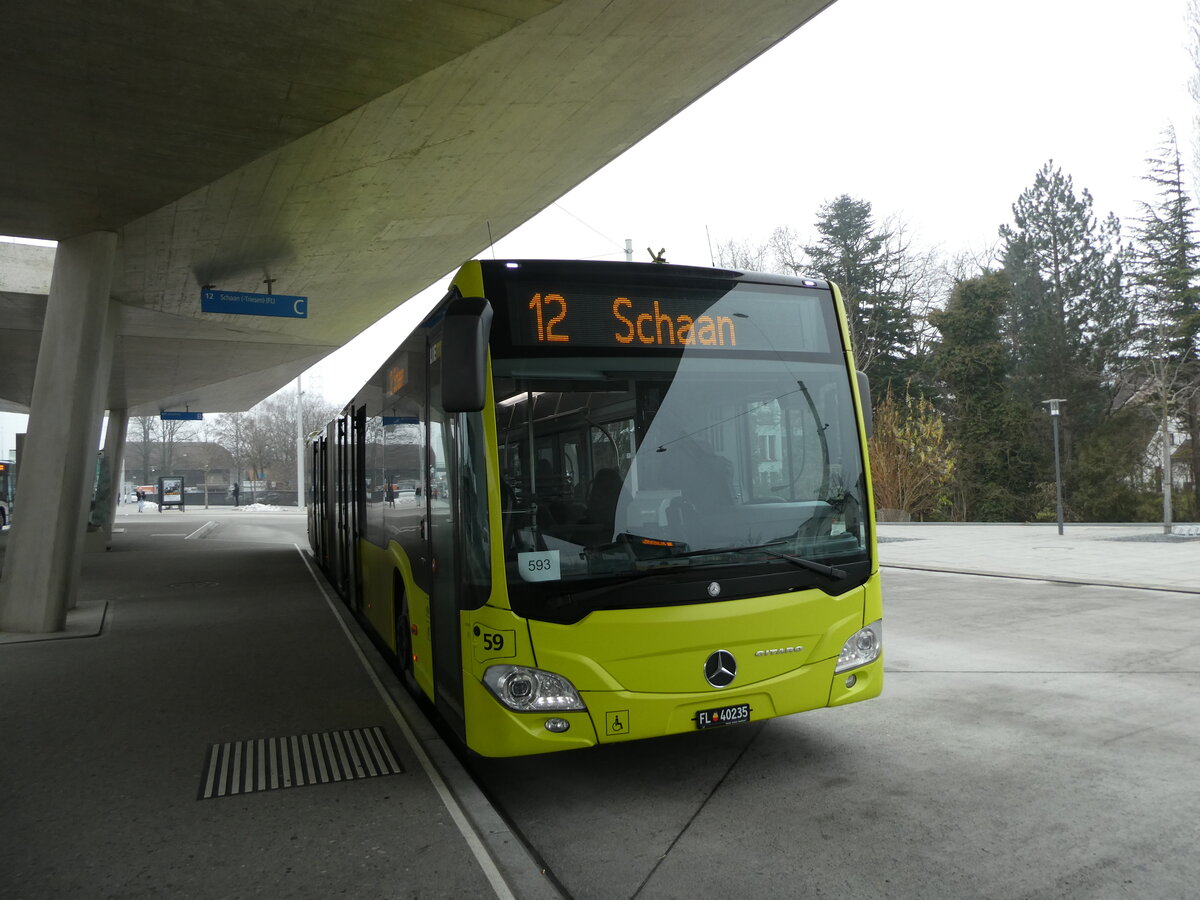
[310,436,327,568]
[425,336,466,731]
[350,405,366,609]
[323,420,341,583]
[334,407,366,609]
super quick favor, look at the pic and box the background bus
[309,259,882,756]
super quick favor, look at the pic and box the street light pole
[1042,399,1066,535]
[1139,321,1179,535]
[1160,405,1173,536]
[295,375,306,510]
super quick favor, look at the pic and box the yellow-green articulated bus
[308,259,882,757]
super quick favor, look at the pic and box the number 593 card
[517,550,561,582]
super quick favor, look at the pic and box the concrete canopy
[0,0,833,416]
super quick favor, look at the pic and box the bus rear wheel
[395,587,414,688]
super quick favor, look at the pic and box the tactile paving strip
[199,726,403,799]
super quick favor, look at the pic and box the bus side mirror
[856,370,873,439]
[442,297,493,412]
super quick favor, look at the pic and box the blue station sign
[161,411,203,421]
[201,289,308,319]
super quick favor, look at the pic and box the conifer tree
[1128,128,1200,516]
[931,271,1039,520]
[999,162,1133,510]
[1000,162,1128,404]
[801,195,920,394]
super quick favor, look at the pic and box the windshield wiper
[758,549,846,579]
[667,539,846,579]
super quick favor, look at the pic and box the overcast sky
[2,0,1196,448]
[308,0,1198,405]
[503,0,1197,262]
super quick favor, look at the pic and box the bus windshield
[490,279,869,622]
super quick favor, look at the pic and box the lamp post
[295,375,305,510]
[1158,401,1173,536]
[1042,399,1066,535]
[1143,322,1175,536]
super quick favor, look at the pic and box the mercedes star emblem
[704,650,737,688]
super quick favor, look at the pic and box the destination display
[202,289,308,319]
[502,279,834,354]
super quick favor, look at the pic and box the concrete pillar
[56,293,119,606]
[76,304,121,565]
[0,232,117,633]
[97,408,130,542]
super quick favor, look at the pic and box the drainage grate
[199,726,404,800]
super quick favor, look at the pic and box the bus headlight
[835,620,882,673]
[483,665,586,712]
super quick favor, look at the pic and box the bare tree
[250,389,340,488]
[128,416,158,484]
[1138,326,1198,532]
[767,225,806,275]
[876,214,945,362]
[126,415,197,482]
[942,242,1004,285]
[212,412,250,497]
[210,388,340,499]
[713,237,771,271]
[868,385,956,520]
[158,418,198,472]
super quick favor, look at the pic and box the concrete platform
[0,507,557,899]
[877,522,1200,594]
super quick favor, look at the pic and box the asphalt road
[467,568,1200,899]
[95,511,1195,898]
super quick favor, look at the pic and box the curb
[881,562,1200,596]
[300,549,563,900]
